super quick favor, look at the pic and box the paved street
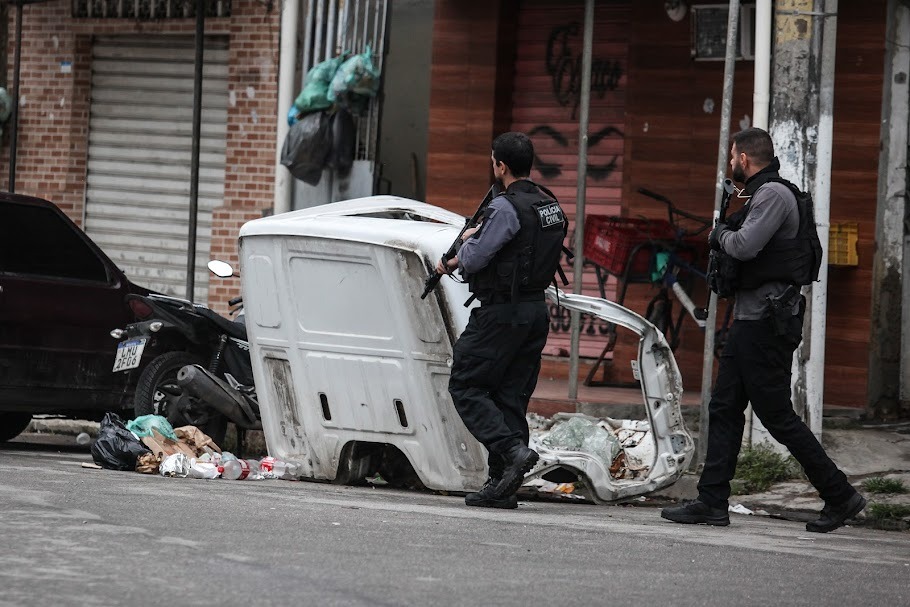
[1,439,908,607]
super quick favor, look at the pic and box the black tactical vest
[722,170,822,291]
[468,180,568,304]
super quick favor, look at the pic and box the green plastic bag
[327,46,380,103]
[294,54,347,114]
[126,414,178,440]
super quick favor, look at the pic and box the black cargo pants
[697,313,857,509]
[448,300,550,459]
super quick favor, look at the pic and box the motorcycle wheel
[134,352,230,445]
[134,351,204,418]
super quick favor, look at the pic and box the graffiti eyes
[529,125,624,182]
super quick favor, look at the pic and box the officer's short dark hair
[732,127,774,164]
[492,132,534,178]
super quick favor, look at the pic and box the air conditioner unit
[691,3,757,61]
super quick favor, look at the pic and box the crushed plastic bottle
[222,459,262,480]
[259,456,301,480]
[76,432,91,446]
[222,459,250,480]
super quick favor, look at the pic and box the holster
[766,285,801,336]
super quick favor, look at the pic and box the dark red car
[0,192,150,441]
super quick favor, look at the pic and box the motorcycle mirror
[208,259,236,278]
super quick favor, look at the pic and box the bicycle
[636,187,712,351]
[580,189,732,386]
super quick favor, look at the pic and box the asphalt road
[1,437,908,607]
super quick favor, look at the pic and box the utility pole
[765,0,837,442]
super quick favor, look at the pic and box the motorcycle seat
[196,307,248,342]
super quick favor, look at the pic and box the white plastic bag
[159,453,191,478]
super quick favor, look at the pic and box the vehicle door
[0,197,136,411]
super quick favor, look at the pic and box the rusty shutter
[510,1,630,358]
[83,35,229,300]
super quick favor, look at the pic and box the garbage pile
[525,413,657,501]
[88,412,299,481]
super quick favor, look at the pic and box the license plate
[113,338,147,372]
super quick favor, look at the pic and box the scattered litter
[222,459,257,481]
[81,462,102,470]
[523,479,586,500]
[729,504,754,515]
[136,452,162,474]
[174,425,222,455]
[127,414,178,440]
[188,460,220,479]
[366,473,388,486]
[159,453,192,478]
[540,416,620,467]
[141,427,197,459]
[530,413,656,482]
[90,412,151,471]
[754,509,770,516]
[526,412,555,432]
[76,432,92,446]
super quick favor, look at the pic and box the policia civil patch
[536,200,565,229]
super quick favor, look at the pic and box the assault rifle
[706,178,740,298]
[420,183,500,300]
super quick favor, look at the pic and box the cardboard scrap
[135,452,162,474]
[140,428,197,459]
[174,425,222,455]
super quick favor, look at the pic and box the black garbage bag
[280,111,331,185]
[90,412,151,471]
[327,107,356,176]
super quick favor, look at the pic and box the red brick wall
[1,0,278,309]
[210,0,280,312]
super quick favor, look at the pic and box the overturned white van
[238,196,693,502]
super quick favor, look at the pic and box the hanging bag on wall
[280,111,331,185]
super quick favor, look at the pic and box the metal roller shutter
[84,35,229,300]
[510,1,630,358]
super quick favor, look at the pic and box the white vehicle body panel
[239,196,693,500]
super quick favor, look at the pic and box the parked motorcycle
[110,260,259,444]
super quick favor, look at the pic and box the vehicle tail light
[129,298,154,319]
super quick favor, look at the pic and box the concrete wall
[376,0,434,202]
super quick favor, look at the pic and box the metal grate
[301,0,388,162]
[72,0,231,19]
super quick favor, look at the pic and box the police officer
[661,127,865,532]
[436,132,567,509]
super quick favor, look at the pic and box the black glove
[709,222,728,251]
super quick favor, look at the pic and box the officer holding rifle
[432,132,568,509]
[661,127,864,533]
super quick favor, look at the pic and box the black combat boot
[492,444,539,499]
[660,499,730,526]
[465,455,518,509]
[806,492,866,533]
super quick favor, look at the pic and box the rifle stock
[420,184,499,300]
